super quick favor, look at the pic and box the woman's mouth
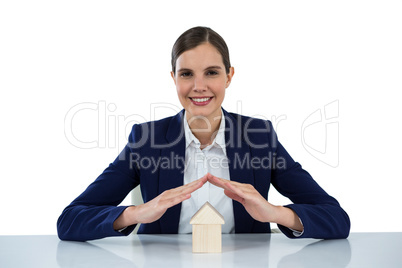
[189,97,213,106]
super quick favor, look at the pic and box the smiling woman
[170,27,234,150]
[172,42,234,148]
[57,26,350,241]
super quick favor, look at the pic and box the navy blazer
[57,108,350,241]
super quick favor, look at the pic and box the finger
[185,174,208,188]
[208,173,243,187]
[224,189,244,204]
[208,177,247,203]
[184,175,208,190]
[208,174,254,196]
[170,174,208,196]
[197,174,209,184]
[208,174,237,192]
[223,181,248,200]
[160,193,192,209]
[205,173,241,196]
[207,173,228,188]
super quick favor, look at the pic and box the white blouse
[178,108,235,234]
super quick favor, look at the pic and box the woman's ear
[226,67,235,88]
[170,71,176,85]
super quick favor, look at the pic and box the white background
[1,0,401,235]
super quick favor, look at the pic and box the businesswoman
[57,26,350,241]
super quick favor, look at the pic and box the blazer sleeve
[57,124,142,241]
[269,124,350,239]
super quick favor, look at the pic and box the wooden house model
[190,201,225,253]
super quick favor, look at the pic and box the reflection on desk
[0,233,401,267]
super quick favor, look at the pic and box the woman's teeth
[192,97,211,102]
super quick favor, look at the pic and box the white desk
[1,233,401,267]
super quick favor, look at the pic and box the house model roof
[190,201,225,225]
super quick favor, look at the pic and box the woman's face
[171,42,234,122]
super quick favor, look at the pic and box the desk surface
[1,233,401,267]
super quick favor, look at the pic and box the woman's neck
[186,110,222,148]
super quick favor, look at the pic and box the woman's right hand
[113,174,208,230]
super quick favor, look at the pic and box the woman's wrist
[113,206,138,231]
[271,206,303,232]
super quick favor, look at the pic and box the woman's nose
[193,76,207,91]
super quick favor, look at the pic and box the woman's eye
[180,72,192,77]
[206,70,218,76]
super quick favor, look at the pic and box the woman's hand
[206,173,276,223]
[206,173,303,232]
[113,174,208,230]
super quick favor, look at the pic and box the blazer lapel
[158,109,186,234]
[222,108,255,233]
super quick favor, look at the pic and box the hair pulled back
[171,26,231,74]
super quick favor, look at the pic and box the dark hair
[171,26,231,75]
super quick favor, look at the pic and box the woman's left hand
[206,173,278,223]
